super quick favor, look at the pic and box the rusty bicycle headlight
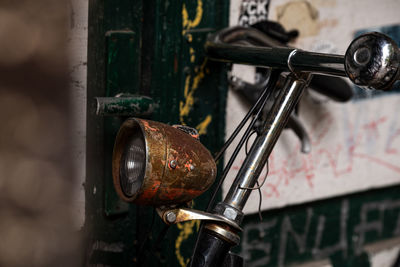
[112,118,217,206]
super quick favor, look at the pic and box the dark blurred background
[0,1,81,266]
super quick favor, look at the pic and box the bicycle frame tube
[190,75,311,266]
[223,74,310,210]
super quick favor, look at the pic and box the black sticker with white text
[238,0,270,26]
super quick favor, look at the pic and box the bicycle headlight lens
[119,130,146,197]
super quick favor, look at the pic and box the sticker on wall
[352,24,400,101]
[238,0,270,26]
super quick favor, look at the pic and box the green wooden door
[85,1,229,266]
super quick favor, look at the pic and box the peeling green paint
[96,96,158,117]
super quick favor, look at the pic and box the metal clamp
[287,49,298,74]
[156,207,242,231]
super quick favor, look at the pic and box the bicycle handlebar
[205,37,346,76]
[205,29,400,91]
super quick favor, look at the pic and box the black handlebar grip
[345,32,400,91]
[308,75,353,102]
[190,229,233,267]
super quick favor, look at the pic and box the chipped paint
[191,134,200,139]
[184,160,193,171]
[135,180,161,203]
[196,115,212,135]
[91,240,124,253]
[95,96,157,116]
[140,120,158,132]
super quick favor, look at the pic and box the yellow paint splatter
[175,220,201,267]
[180,0,207,124]
[179,59,207,124]
[196,115,212,135]
[187,33,193,42]
[190,47,196,63]
[175,3,207,264]
[183,75,191,98]
[182,0,203,33]
[191,59,207,89]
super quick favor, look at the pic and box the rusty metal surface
[113,118,217,205]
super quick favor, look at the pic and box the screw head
[223,207,238,221]
[166,212,176,223]
[169,160,177,169]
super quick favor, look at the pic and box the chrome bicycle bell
[345,32,400,91]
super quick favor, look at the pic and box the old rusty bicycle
[111,24,400,266]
